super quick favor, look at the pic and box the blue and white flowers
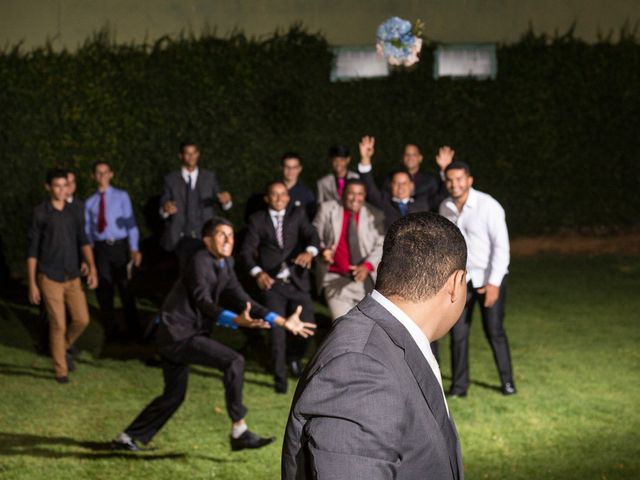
[376,17,423,67]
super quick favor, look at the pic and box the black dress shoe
[55,376,69,384]
[289,360,302,379]
[501,382,517,395]
[66,351,76,372]
[275,383,288,394]
[111,435,140,451]
[230,430,275,451]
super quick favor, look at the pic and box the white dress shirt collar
[268,208,285,218]
[181,167,199,188]
[370,290,449,415]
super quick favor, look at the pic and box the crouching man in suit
[241,181,320,393]
[112,218,315,452]
[313,179,385,320]
[283,212,467,479]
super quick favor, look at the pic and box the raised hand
[436,146,455,172]
[234,302,271,329]
[283,306,317,338]
[359,136,375,165]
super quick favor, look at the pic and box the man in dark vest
[160,140,233,269]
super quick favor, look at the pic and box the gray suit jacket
[282,295,464,480]
[316,171,359,204]
[312,200,385,287]
[159,169,225,251]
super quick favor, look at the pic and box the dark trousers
[94,239,139,341]
[125,335,247,445]
[449,280,513,394]
[175,236,204,272]
[262,280,315,390]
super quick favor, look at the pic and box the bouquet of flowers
[376,17,424,67]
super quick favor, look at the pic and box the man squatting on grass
[112,218,316,452]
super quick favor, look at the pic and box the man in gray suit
[283,212,468,479]
[312,179,385,320]
[316,145,359,204]
[160,140,233,269]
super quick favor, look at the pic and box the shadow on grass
[0,432,230,462]
[441,374,503,393]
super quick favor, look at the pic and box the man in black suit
[159,140,233,269]
[111,218,316,452]
[357,136,431,231]
[241,181,320,393]
[379,142,454,211]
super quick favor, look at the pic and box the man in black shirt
[27,169,98,383]
[281,152,316,220]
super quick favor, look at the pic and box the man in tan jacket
[313,179,385,319]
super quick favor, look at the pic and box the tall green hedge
[1,26,639,272]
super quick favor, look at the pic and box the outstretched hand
[234,302,271,329]
[283,306,316,338]
[359,136,375,165]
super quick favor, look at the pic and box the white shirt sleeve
[250,266,263,277]
[306,246,319,257]
[357,163,372,174]
[486,204,510,286]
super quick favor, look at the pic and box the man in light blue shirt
[85,161,142,343]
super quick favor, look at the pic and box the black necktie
[348,211,363,265]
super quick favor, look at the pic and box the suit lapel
[357,295,461,479]
[331,205,343,247]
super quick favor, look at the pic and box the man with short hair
[440,161,515,397]
[358,135,431,230]
[283,212,467,479]
[382,143,453,210]
[160,140,233,269]
[313,179,385,319]
[316,145,359,204]
[27,169,98,383]
[112,218,316,452]
[85,161,142,342]
[281,152,316,220]
[241,181,320,392]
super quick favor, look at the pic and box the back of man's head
[376,212,467,302]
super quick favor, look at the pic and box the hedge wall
[1,26,639,272]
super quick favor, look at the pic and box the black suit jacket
[361,170,431,231]
[156,249,269,347]
[383,169,447,212]
[159,169,226,251]
[241,207,320,293]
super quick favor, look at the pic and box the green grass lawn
[0,255,639,479]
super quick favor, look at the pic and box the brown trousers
[38,274,90,377]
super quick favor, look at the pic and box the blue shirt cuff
[216,310,238,330]
[264,312,279,327]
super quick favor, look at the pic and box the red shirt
[328,209,373,275]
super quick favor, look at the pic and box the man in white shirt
[439,161,516,397]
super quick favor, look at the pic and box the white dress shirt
[371,290,449,415]
[249,208,318,278]
[439,187,510,288]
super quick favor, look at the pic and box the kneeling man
[283,212,467,479]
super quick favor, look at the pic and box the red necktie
[337,177,346,198]
[98,192,107,233]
